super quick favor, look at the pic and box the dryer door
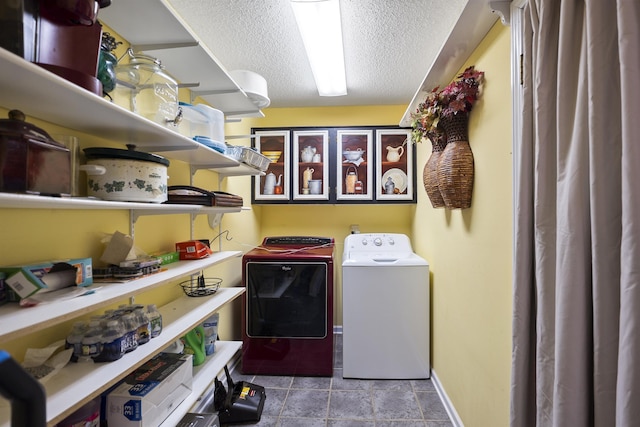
[245,261,328,338]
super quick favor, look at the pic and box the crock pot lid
[0,110,63,147]
[83,145,170,166]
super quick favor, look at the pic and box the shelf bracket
[190,213,197,240]
[178,82,201,89]
[208,213,224,229]
[190,89,241,104]
[226,109,264,117]
[129,209,138,239]
[489,1,511,26]
[131,41,200,51]
[191,89,241,96]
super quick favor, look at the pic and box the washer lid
[342,251,427,266]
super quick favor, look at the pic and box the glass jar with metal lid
[113,48,182,128]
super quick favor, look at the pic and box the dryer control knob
[362,239,368,245]
[374,237,383,246]
[388,238,395,245]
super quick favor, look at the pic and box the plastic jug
[182,325,206,366]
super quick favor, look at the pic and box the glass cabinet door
[254,130,290,201]
[375,129,414,201]
[336,129,373,201]
[293,130,329,201]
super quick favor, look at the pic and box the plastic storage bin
[178,103,225,143]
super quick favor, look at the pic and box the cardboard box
[152,251,180,266]
[105,353,193,427]
[0,257,93,299]
[176,241,212,260]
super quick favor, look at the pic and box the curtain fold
[511,0,640,426]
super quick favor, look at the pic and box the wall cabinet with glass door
[253,130,290,202]
[252,127,415,204]
[375,128,414,201]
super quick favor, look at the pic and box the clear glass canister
[113,48,181,128]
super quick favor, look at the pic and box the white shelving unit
[0,5,261,422]
[159,340,241,427]
[0,254,241,344]
[0,49,238,168]
[0,192,241,214]
[399,2,499,127]
[98,0,265,120]
[0,287,245,427]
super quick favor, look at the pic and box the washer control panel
[345,233,412,252]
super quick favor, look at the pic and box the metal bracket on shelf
[226,109,264,117]
[208,213,224,229]
[191,213,197,240]
[226,134,257,140]
[489,1,511,26]
[190,89,240,104]
[131,41,199,51]
[129,209,137,239]
[178,83,201,89]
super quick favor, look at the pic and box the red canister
[0,110,71,196]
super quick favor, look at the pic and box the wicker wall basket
[437,113,474,209]
[423,130,447,208]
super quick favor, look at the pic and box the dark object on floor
[176,412,220,427]
[0,350,46,427]
[214,366,266,425]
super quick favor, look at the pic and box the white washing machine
[342,233,430,379]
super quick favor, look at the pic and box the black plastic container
[0,350,47,427]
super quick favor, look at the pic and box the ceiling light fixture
[290,0,347,97]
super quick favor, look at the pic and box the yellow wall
[224,105,414,326]
[1,20,513,427]
[412,23,513,425]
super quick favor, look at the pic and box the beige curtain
[511,0,640,426]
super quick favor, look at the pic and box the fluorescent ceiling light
[290,0,347,97]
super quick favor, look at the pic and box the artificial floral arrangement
[411,65,484,143]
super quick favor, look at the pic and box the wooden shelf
[0,253,242,344]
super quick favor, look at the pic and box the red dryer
[241,236,334,376]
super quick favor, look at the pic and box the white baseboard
[431,370,464,427]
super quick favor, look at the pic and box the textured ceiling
[166,0,467,109]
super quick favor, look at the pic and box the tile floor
[230,334,453,427]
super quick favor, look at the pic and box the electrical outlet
[350,224,360,234]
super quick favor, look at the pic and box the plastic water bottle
[121,313,139,353]
[147,304,163,338]
[80,320,102,362]
[94,320,126,362]
[66,321,88,362]
[203,313,219,356]
[133,305,151,345]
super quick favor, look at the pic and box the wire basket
[179,276,222,297]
